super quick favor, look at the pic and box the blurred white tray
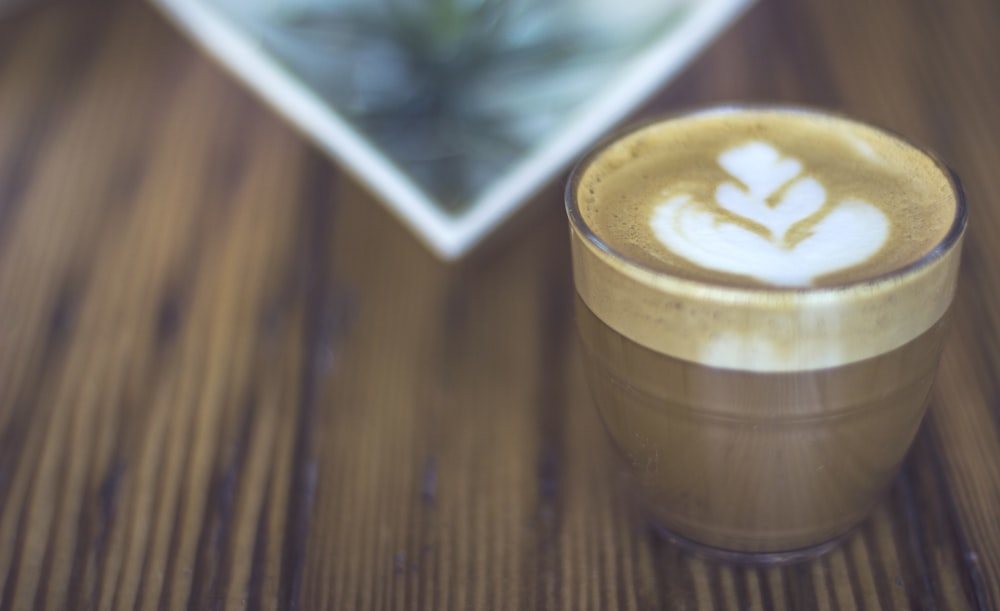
[150,0,754,259]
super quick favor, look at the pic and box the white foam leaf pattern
[718,141,801,200]
[652,196,889,285]
[716,176,825,242]
[650,141,890,286]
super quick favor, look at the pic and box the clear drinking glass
[566,106,967,562]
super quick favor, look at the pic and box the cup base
[649,521,850,565]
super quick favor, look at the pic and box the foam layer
[569,107,965,371]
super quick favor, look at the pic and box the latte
[567,106,966,556]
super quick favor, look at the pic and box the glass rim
[565,104,968,295]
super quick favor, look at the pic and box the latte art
[650,141,890,286]
[570,107,960,371]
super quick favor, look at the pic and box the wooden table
[1,1,998,609]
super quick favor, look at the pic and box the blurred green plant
[215,0,688,213]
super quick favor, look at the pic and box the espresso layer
[576,295,949,551]
[568,107,964,371]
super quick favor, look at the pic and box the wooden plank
[0,0,997,609]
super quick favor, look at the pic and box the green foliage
[218,0,687,213]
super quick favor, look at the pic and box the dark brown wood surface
[1,0,998,609]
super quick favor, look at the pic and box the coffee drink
[567,107,966,556]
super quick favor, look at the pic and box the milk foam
[569,107,964,372]
[650,141,890,286]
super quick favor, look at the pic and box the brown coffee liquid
[576,295,950,552]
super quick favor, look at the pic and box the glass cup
[565,106,967,562]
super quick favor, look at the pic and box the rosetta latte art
[650,141,889,286]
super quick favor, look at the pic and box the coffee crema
[569,107,965,371]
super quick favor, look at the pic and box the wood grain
[1,0,998,609]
